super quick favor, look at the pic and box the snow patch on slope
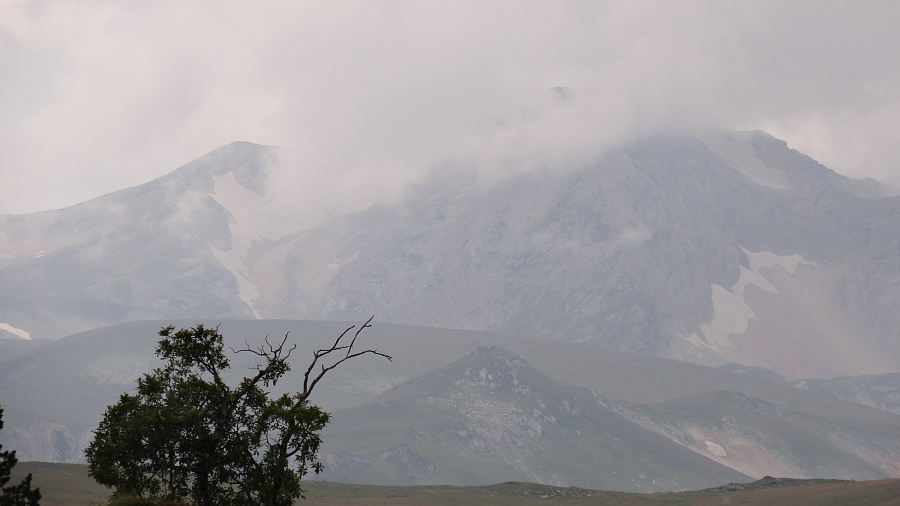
[209,172,300,317]
[704,440,728,457]
[0,323,30,340]
[684,248,808,353]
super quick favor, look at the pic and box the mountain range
[2,131,899,380]
[2,130,900,490]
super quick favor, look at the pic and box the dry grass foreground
[13,462,900,506]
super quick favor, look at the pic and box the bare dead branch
[302,316,392,398]
[232,334,295,360]
[231,334,297,380]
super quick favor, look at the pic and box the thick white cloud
[1,0,899,216]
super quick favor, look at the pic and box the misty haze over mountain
[3,2,900,495]
[1,130,899,381]
[3,3,900,216]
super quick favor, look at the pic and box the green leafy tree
[85,318,390,506]
[0,407,41,506]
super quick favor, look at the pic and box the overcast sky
[1,1,899,216]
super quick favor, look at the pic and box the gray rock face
[268,131,900,377]
[6,418,85,463]
[1,132,899,379]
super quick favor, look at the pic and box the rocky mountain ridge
[1,131,899,379]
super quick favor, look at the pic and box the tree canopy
[85,318,391,506]
[1,407,41,506]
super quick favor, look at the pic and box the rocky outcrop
[8,419,86,463]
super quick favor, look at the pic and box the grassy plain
[12,462,900,506]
